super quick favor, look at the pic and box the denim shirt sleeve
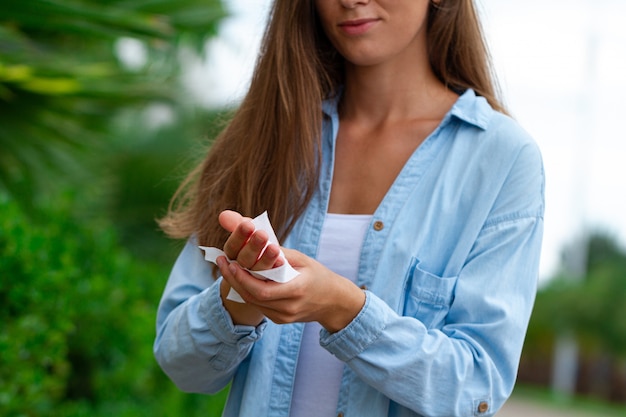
[153,239,267,394]
[320,141,544,417]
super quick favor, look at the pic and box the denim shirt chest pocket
[403,258,458,329]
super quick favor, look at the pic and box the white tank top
[289,213,372,417]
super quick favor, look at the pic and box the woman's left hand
[218,247,366,333]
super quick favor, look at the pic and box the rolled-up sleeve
[154,239,266,394]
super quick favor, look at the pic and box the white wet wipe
[199,211,300,303]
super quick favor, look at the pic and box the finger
[221,261,306,323]
[218,210,246,233]
[251,242,282,270]
[217,256,255,302]
[236,230,270,269]
[223,219,255,260]
[227,262,285,303]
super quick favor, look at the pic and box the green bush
[0,194,227,416]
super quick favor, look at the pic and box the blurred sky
[183,0,626,284]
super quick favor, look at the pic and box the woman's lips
[338,18,379,35]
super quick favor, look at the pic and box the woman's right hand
[219,210,284,270]
[216,210,283,326]
[217,211,365,334]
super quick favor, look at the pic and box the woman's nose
[339,0,370,9]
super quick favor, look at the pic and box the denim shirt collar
[322,88,492,131]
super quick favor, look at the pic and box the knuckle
[290,282,306,299]
[250,232,266,249]
[282,304,299,317]
[256,287,273,301]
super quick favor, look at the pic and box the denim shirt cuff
[201,277,267,345]
[319,291,389,362]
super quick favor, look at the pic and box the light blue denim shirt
[154,89,545,417]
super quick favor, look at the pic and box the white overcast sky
[183,0,626,284]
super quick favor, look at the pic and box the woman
[154,0,545,416]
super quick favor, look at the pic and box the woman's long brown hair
[428,0,506,113]
[159,0,504,250]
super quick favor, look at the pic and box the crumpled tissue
[199,211,299,303]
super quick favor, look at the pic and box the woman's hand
[216,210,366,333]
[216,210,283,326]
[218,210,284,270]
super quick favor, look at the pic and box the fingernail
[228,263,237,275]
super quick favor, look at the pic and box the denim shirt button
[337,413,344,417]
[359,284,368,290]
[373,220,384,231]
[477,401,489,413]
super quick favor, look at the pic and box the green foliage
[0,194,227,416]
[0,0,236,414]
[526,232,626,357]
[104,107,233,261]
[0,0,226,210]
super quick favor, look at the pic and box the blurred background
[1,0,624,416]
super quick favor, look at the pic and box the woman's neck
[340,60,455,126]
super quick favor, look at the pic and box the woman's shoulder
[486,110,535,147]
[452,90,541,162]
[447,92,545,218]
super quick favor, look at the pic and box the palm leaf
[0,0,227,208]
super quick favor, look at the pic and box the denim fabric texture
[154,89,545,417]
